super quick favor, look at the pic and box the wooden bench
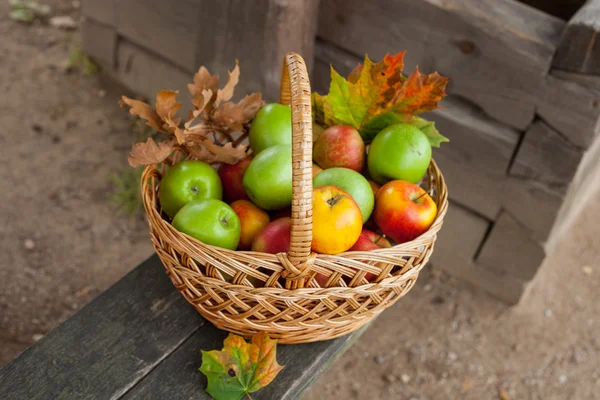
[0,256,364,399]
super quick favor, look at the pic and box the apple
[243,144,292,210]
[159,160,222,218]
[230,200,270,250]
[367,123,431,184]
[218,156,252,203]
[349,229,392,281]
[312,163,323,178]
[313,167,374,223]
[374,180,437,244]
[172,199,241,250]
[249,103,292,154]
[312,186,362,254]
[251,217,292,254]
[368,180,381,197]
[313,125,365,172]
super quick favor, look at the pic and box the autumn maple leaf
[313,52,449,146]
[200,332,284,400]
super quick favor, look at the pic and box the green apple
[249,103,292,154]
[313,167,374,223]
[159,160,222,218]
[367,124,431,184]
[172,199,241,250]
[243,144,292,210]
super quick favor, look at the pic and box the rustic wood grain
[114,39,193,107]
[477,211,546,281]
[517,0,585,20]
[114,0,201,71]
[318,0,564,130]
[81,0,115,27]
[195,0,319,102]
[0,256,205,400]
[509,120,583,192]
[81,17,117,69]
[122,321,366,399]
[537,73,600,149]
[551,69,600,90]
[554,0,600,74]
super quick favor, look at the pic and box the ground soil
[1,2,599,399]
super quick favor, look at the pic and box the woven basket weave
[141,53,448,344]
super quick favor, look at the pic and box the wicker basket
[141,53,448,344]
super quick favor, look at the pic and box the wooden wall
[82,0,600,303]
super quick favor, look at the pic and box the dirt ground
[1,2,599,399]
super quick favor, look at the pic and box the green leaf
[408,116,449,148]
[199,332,284,400]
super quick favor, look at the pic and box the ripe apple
[251,217,292,254]
[313,167,374,223]
[159,160,222,218]
[312,186,362,254]
[218,156,252,203]
[313,125,365,172]
[172,199,241,250]
[374,180,437,244]
[230,200,270,250]
[249,103,292,154]
[349,229,392,281]
[243,144,292,210]
[367,123,431,184]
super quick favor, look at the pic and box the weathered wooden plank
[114,0,200,71]
[318,0,564,130]
[551,69,600,90]
[114,39,193,107]
[554,0,600,74]
[432,201,491,267]
[81,17,117,69]
[195,0,319,102]
[81,0,115,27]
[537,73,600,149]
[123,320,367,399]
[477,211,546,281]
[509,120,583,192]
[0,256,205,400]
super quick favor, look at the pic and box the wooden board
[0,255,366,399]
[477,211,546,281]
[553,0,600,75]
[114,0,201,71]
[194,0,319,102]
[114,39,193,107]
[537,73,600,149]
[0,256,205,400]
[318,0,565,130]
[81,0,115,27]
[509,120,583,192]
[81,17,117,69]
[517,0,586,20]
[122,320,367,399]
[551,69,600,90]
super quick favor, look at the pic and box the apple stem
[413,191,428,203]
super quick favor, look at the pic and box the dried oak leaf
[120,96,164,133]
[188,138,249,165]
[155,90,185,144]
[213,93,263,131]
[199,332,284,400]
[188,66,219,113]
[214,61,240,108]
[127,138,173,167]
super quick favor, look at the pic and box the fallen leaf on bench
[200,332,284,400]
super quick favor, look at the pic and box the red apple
[313,125,365,172]
[218,156,252,203]
[349,229,392,281]
[374,180,437,244]
[230,200,270,250]
[251,217,292,254]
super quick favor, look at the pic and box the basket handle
[279,53,313,270]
